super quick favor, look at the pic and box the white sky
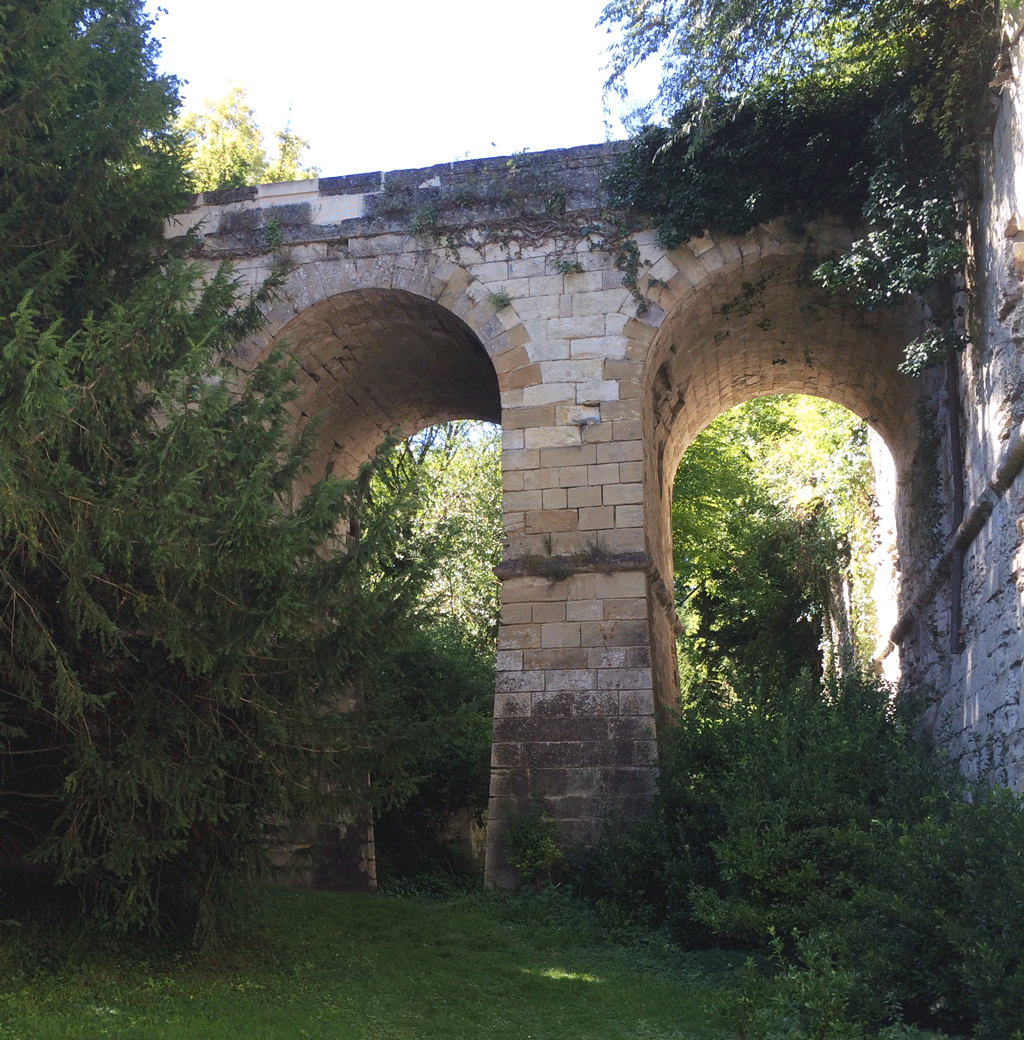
[149,0,656,178]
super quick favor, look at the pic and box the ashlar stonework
[169,72,1024,883]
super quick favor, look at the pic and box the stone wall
[904,16,1024,787]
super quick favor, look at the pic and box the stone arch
[634,224,926,716]
[231,251,531,486]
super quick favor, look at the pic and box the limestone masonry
[169,33,1024,882]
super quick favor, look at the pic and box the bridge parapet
[166,142,628,259]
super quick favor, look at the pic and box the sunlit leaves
[177,84,318,192]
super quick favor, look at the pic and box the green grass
[0,888,739,1040]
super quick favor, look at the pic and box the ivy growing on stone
[601,0,999,374]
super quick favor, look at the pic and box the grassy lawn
[0,888,740,1040]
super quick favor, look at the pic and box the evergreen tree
[0,0,410,938]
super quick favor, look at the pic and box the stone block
[523,647,589,670]
[597,439,644,463]
[515,294,562,321]
[542,488,568,510]
[618,689,656,716]
[525,509,579,533]
[503,490,544,511]
[573,287,631,316]
[579,741,634,766]
[532,690,575,717]
[523,382,576,406]
[566,599,604,622]
[603,483,643,505]
[540,444,598,467]
[502,576,569,603]
[577,380,621,404]
[467,260,509,281]
[525,338,572,362]
[491,742,525,767]
[615,504,644,528]
[573,690,620,716]
[540,358,605,383]
[567,485,603,509]
[496,669,546,694]
[502,404,557,430]
[580,620,649,647]
[496,649,523,670]
[497,624,541,650]
[493,692,530,717]
[524,426,581,449]
[558,465,592,488]
[600,399,642,422]
[571,336,626,360]
[578,505,615,530]
[587,463,620,486]
[491,344,530,375]
[530,741,582,767]
[541,622,583,648]
[602,598,648,621]
[532,600,567,623]
[501,362,544,391]
[588,647,627,669]
[488,767,531,802]
[528,274,565,295]
[523,468,561,490]
[545,315,608,339]
[581,420,614,443]
[545,669,597,692]
[619,461,643,483]
[597,667,652,689]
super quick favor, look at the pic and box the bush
[568,671,1024,1036]
[858,786,1024,1038]
[502,799,564,890]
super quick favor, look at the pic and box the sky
[149,0,657,179]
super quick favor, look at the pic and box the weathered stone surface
[169,110,1024,889]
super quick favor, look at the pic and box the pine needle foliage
[0,1,427,939]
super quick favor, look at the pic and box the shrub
[858,786,1024,1038]
[502,799,564,890]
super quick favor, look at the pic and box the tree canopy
[601,0,997,373]
[177,84,318,192]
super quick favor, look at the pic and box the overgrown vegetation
[0,0,462,941]
[601,0,999,373]
[673,397,878,695]
[367,424,501,888]
[567,671,1024,1038]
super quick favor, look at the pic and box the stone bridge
[168,138,1024,885]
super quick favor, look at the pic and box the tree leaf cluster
[672,397,876,697]
[177,84,318,192]
[365,424,502,885]
[569,668,1024,1036]
[0,0,436,939]
[601,0,998,374]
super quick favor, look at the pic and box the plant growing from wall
[486,287,516,309]
[502,798,565,890]
[600,0,999,374]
